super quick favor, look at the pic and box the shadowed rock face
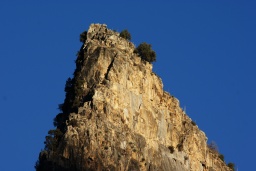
[37,24,231,171]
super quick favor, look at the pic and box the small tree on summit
[134,42,156,63]
[120,29,131,41]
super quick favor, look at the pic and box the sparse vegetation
[58,42,89,117]
[134,42,156,63]
[36,30,89,170]
[120,29,131,41]
[208,141,235,169]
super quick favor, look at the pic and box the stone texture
[42,24,231,171]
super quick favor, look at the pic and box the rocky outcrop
[37,24,231,171]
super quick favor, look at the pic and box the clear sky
[0,1,255,170]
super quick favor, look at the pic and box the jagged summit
[36,24,232,171]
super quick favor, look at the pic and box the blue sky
[0,1,255,170]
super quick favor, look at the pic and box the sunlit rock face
[39,24,231,171]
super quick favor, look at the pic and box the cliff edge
[36,24,231,171]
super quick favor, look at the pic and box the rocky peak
[36,24,232,171]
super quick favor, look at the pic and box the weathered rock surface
[38,24,231,171]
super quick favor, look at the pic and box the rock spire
[36,24,232,171]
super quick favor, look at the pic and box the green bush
[208,141,219,153]
[135,42,156,63]
[120,29,131,41]
[227,163,235,171]
[44,129,63,152]
[80,30,87,43]
[168,146,174,153]
[191,120,196,126]
[69,119,78,127]
[53,113,65,128]
[219,154,224,161]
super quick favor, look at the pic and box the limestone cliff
[36,24,231,171]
